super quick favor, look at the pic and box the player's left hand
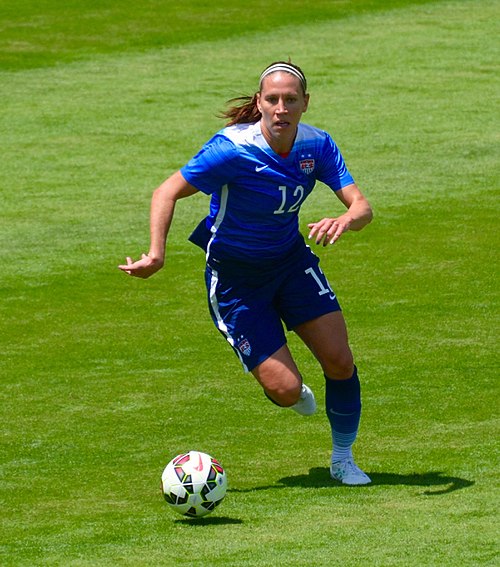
[307,215,352,246]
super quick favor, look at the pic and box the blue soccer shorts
[204,246,341,372]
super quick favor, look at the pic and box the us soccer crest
[237,337,252,356]
[299,157,315,175]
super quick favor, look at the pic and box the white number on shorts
[274,185,305,214]
[304,267,335,298]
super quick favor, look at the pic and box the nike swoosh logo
[193,453,204,472]
[255,165,269,172]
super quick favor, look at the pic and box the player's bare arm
[119,171,198,278]
[307,183,373,246]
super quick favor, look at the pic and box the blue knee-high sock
[325,367,361,462]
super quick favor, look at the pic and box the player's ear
[303,93,310,113]
[256,92,262,113]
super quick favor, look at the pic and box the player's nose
[276,97,287,113]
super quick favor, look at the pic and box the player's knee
[265,382,302,407]
[322,349,354,380]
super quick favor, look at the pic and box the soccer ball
[161,451,227,518]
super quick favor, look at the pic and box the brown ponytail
[221,94,261,127]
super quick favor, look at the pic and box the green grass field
[1,0,499,565]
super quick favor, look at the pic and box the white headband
[259,64,307,91]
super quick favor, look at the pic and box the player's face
[257,72,309,154]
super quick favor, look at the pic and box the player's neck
[267,137,295,157]
[259,121,297,156]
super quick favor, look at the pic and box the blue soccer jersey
[181,122,354,263]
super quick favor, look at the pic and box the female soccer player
[119,61,373,485]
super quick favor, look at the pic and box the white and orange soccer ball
[161,451,227,518]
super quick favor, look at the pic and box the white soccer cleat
[290,383,317,416]
[330,458,371,485]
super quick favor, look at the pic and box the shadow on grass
[230,468,474,495]
[174,516,244,526]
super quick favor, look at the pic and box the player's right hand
[118,254,164,279]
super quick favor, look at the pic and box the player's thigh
[251,344,302,405]
[294,311,354,379]
[277,248,341,331]
[205,264,287,372]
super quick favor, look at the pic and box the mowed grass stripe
[1,0,451,70]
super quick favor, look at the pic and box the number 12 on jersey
[274,185,305,214]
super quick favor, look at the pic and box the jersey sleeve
[180,134,240,195]
[316,134,354,191]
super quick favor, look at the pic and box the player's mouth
[275,120,290,128]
